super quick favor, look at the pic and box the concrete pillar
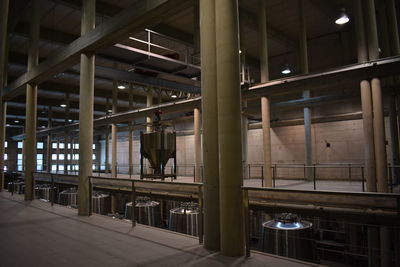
[0,0,9,191]
[200,0,220,251]
[24,0,40,200]
[385,0,400,55]
[371,78,388,192]
[194,107,201,182]
[355,0,377,191]
[111,81,118,177]
[46,106,52,172]
[193,0,200,63]
[105,132,110,173]
[215,0,244,256]
[298,0,312,180]
[128,84,134,176]
[365,0,388,193]
[258,0,272,187]
[146,89,153,132]
[389,96,400,183]
[241,100,248,180]
[64,94,70,174]
[78,0,95,216]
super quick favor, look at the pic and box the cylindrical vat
[125,197,161,226]
[58,188,78,207]
[169,202,199,236]
[92,192,111,215]
[260,213,314,262]
[35,184,56,202]
[7,181,25,194]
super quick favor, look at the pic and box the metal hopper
[140,129,177,180]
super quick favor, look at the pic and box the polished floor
[0,192,320,267]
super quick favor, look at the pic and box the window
[4,141,7,148]
[67,154,71,160]
[92,144,96,149]
[59,143,65,149]
[73,154,79,160]
[37,142,44,149]
[58,165,64,171]
[51,154,58,160]
[4,166,7,171]
[92,164,96,170]
[37,154,43,171]
[67,144,71,149]
[4,154,7,160]
[73,144,79,149]
[51,165,57,171]
[37,154,43,160]
[92,154,96,160]
[17,154,22,160]
[52,143,58,149]
[18,142,23,149]
[36,164,43,171]
[59,154,65,160]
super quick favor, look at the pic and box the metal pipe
[24,0,40,200]
[78,0,96,216]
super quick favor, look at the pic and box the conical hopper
[142,131,176,175]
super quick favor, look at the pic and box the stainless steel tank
[141,130,176,179]
[35,184,56,202]
[58,188,78,207]
[7,181,24,194]
[92,192,111,215]
[125,196,161,226]
[169,202,199,236]
[260,213,315,262]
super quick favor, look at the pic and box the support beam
[259,0,272,188]
[385,0,400,55]
[78,0,96,216]
[194,107,201,183]
[24,0,40,200]
[0,0,9,191]
[215,0,244,256]
[200,0,220,251]
[389,96,400,185]
[111,81,118,177]
[3,0,192,100]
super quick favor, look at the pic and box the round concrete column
[215,0,244,256]
[24,0,40,200]
[200,0,220,251]
[258,0,273,187]
[78,0,96,216]
[0,0,9,191]
[194,107,201,183]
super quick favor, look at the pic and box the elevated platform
[0,192,320,267]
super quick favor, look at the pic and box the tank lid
[263,213,312,230]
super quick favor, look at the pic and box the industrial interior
[0,0,400,266]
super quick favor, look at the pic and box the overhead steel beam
[2,0,193,100]
[246,56,400,98]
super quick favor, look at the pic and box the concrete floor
[0,192,320,267]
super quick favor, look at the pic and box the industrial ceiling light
[335,8,350,25]
[171,94,178,99]
[107,109,112,113]
[6,124,10,127]
[281,64,291,75]
[68,119,73,123]
[14,120,19,123]
[117,84,126,90]
[60,104,67,108]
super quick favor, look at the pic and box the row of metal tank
[7,182,314,262]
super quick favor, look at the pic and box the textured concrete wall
[99,114,393,180]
